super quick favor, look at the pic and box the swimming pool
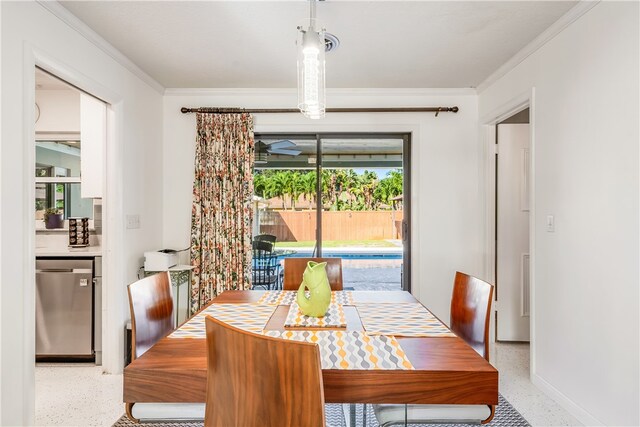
[285,251,403,260]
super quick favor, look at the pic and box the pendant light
[297,0,326,119]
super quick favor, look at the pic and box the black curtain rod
[180,106,459,117]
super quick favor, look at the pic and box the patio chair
[252,240,280,290]
[372,272,495,426]
[204,315,325,427]
[282,257,343,291]
[254,234,277,245]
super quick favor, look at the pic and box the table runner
[263,330,414,370]
[257,290,354,306]
[284,301,347,328]
[356,302,456,337]
[168,303,276,338]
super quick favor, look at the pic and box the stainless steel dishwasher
[36,258,94,359]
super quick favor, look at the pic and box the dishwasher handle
[36,269,93,274]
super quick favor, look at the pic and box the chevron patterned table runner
[264,330,414,370]
[355,302,456,337]
[284,301,347,328]
[256,290,354,306]
[168,303,276,338]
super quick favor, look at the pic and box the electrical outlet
[126,214,140,229]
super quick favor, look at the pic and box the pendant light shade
[297,3,326,120]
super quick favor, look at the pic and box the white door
[497,124,530,341]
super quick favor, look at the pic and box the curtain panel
[190,113,254,313]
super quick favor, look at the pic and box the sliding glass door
[252,133,410,292]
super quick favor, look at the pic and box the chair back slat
[450,271,494,361]
[283,257,343,291]
[204,316,325,427]
[252,240,279,289]
[127,272,174,359]
[254,234,277,245]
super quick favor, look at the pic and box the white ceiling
[35,68,75,91]
[60,1,577,89]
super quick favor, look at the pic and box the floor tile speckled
[492,343,582,426]
[36,364,123,426]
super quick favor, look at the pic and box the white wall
[479,2,639,426]
[163,89,482,322]
[0,2,164,425]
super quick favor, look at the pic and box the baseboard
[130,403,205,421]
[531,373,602,426]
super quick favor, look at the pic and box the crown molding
[164,87,477,97]
[36,1,165,95]
[164,88,297,97]
[476,0,600,93]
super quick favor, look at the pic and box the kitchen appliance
[68,217,90,247]
[94,256,102,365]
[36,258,94,359]
[144,249,178,271]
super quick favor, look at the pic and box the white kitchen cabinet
[80,94,106,198]
[35,90,80,138]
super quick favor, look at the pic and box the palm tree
[253,171,266,198]
[288,171,303,210]
[267,171,288,209]
[320,169,331,209]
[359,171,378,210]
[374,169,403,207]
[301,171,317,209]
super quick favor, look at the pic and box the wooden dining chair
[450,271,494,361]
[204,316,325,427]
[373,271,495,426]
[283,257,343,291]
[127,272,175,360]
[125,272,179,422]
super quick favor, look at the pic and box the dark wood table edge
[124,290,499,406]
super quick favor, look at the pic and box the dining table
[123,290,498,424]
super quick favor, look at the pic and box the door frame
[25,47,126,384]
[479,88,536,375]
[253,131,411,292]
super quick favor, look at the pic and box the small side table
[144,265,194,326]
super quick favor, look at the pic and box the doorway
[495,109,531,342]
[252,133,410,292]
[33,67,111,422]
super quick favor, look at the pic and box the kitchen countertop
[36,246,102,257]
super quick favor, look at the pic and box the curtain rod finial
[181,107,190,114]
[452,106,459,113]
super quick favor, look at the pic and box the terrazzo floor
[491,343,581,426]
[36,363,123,426]
[35,344,581,426]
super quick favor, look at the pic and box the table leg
[351,403,357,427]
[341,403,357,427]
[363,403,367,426]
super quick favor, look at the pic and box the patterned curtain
[190,113,254,313]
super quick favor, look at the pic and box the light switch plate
[126,214,140,229]
[546,215,555,232]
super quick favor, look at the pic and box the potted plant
[43,208,64,229]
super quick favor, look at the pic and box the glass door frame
[254,132,412,292]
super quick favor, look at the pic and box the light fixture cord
[309,0,316,27]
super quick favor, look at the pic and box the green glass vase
[296,261,332,317]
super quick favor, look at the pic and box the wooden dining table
[124,290,498,417]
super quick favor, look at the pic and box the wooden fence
[259,210,404,242]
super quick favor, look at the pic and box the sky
[353,168,392,179]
